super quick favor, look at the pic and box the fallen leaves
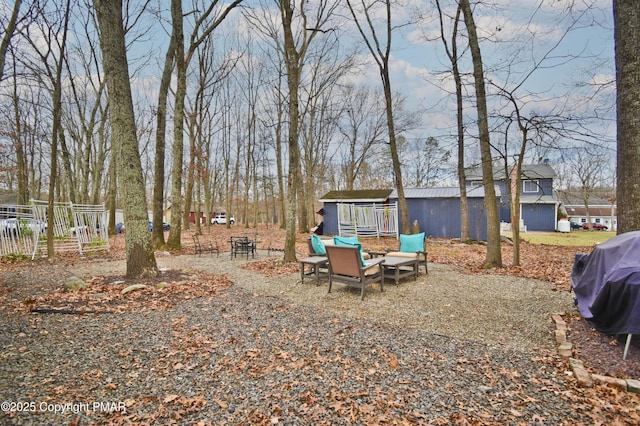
[20,270,232,314]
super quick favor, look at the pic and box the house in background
[464,162,559,232]
[560,194,617,231]
[317,187,496,240]
[317,163,561,240]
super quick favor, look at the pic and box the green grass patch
[502,230,616,247]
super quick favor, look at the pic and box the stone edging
[553,313,640,393]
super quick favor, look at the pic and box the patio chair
[192,234,219,257]
[325,245,384,300]
[385,232,428,274]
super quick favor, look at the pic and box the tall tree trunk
[107,154,117,235]
[437,2,471,242]
[614,0,640,233]
[46,0,71,260]
[281,0,302,262]
[11,62,28,205]
[166,0,186,249]
[94,0,158,277]
[183,114,196,231]
[151,24,175,248]
[346,0,409,234]
[460,0,502,268]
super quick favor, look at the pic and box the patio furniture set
[300,233,428,300]
[191,233,260,260]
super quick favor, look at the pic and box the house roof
[566,206,617,218]
[559,194,615,207]
[465,163,557,180]
[389,186,501,199]
[319,189,393,202]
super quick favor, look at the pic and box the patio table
[382,256,419,284]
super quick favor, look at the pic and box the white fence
[337,202,398,238]
[0,201,109,259]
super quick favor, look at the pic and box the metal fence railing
[0,200,109,259]
[337,202,398,238]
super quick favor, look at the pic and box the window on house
[466,180,482,188]
[595,218,601,224]
[523,180,539,193]
[581,218,586,224]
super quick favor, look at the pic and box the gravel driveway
[0,251,632,425]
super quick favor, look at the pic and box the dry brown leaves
[19,270,232,314]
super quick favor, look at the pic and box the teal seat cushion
[333,236,359,245]
[400,232,425,253]
[333,236,366,266]
[311,234,326,255]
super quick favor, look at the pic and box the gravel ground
[0,250,637,425]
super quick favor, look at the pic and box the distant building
[464,163,559,232]
[317,163,563,240]
[560,194,617,231]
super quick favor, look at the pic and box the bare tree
[150,3,177,248]
[336,84,387,191]
[614,0,640,233]
[459,0,502,268]
[402,136,451,188]
[165,0,243,250]
[93,0,158,277]
[568,146,613,231]
[345,0,410,234]
[0,0,24,81]
[245,0,340,262]
[434,0,471,242]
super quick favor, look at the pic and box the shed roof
[465,163,557,180]
[319,189,393,202]
[389,186,501,199]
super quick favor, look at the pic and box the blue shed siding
[522,204,556,231]
[402,197,489,241]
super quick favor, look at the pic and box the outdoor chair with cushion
[325,244,384,300]
[384,232,428,274]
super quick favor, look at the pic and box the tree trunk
[94,0,158,278]
[11,66,29,205]
[346,0,409,234]
[151,23,176,248]
[614,0,640,233]
[281,0,302,263]
[436,0,470,243]
[0,0,21,81]
[166,0,186,249]
[460,0,502,268]
[46,0,71,260]
[107,153,117,235]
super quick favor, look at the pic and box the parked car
[582,223,608,231]
[147,221,171,232]
[211,214,235,225]
[570,222,582,230]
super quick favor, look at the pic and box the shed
[388,186,500,241]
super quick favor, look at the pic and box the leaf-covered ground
[1,225,638,424]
